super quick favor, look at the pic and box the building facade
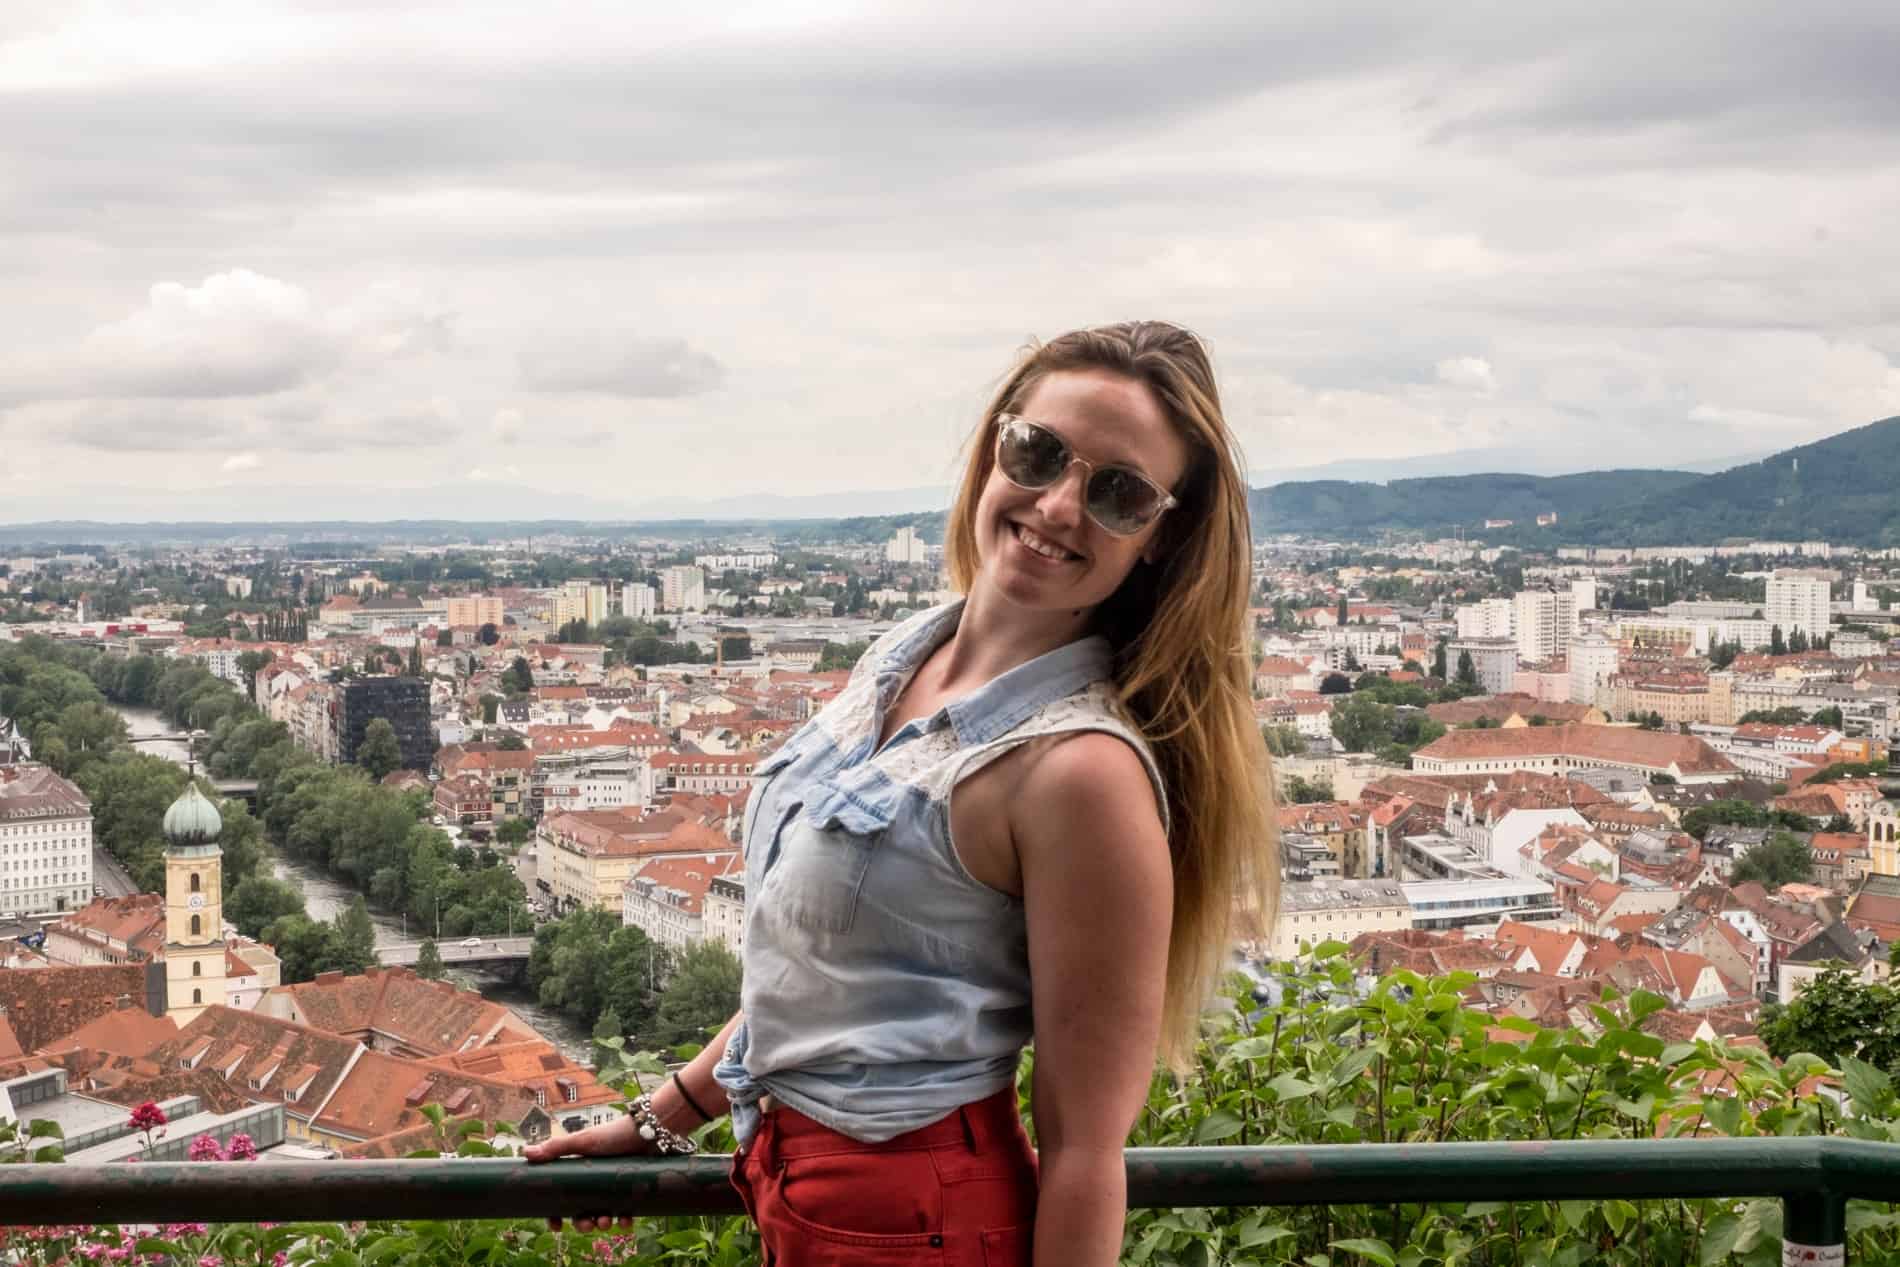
[0,763,94,915]
[334,677,433,771]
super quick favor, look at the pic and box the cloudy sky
[3,1,1899,522]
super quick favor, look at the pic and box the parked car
[460,936,484,947]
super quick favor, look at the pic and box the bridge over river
[376,936,535,973]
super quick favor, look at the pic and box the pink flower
[592,1241,610,1260]
[271,1253,287,1267]
[187,1135,222,1162]
[127,1103,167,1132]
[197,1256,221,1267]
[223,1134,257,1161]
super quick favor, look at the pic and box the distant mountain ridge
[6,416,1898,548]
[1250,415,1900,546]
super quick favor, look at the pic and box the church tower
[162,783,227,1024]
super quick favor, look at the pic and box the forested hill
[1248,469,1700,538]
[1251,415,1900,546]
[1561,415,1900,546]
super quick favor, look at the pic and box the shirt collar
[873,598,1115,746]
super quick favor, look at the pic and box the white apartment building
[1448,637,1519,695]
[540,764,655,815]
[1455,598,1515,640]
[1272,879,1412,960]
[703,873,744,957]
[1570,576,1598,615]
[661,566,707,613]
[1765,571,1832,639]
[552,580,610,629]
[1569,632,1620,708]
[620,853,737,952]
[0,764,95,915]
[1513,590,1576,664]
[885,527,929,565]
[620,582,657,620]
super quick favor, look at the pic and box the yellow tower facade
[161,784,228,1025]
[1868,801,1900,879]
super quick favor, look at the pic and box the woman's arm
[1016,734,1173,1267]
[524,1009,743,1231]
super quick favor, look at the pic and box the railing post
[1782,1191,1846,1267]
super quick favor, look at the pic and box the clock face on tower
[188,893,206,910]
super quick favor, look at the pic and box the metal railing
[1,1138,1893,1258]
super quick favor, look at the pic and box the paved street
[92,845,137,898]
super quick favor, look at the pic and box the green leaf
[1465,1201,1509,1217]
[1239,1223,1296,1249]
[660,1230,710,1249]
[1626,989,1669,1022]
[1267,1073,1319,1101]
[1659,1041,1699,1065]
[1330,1237,1397,1267]
[1557,1200,1592,1232]
[1193,1109,1246,1143]
[1841,1055,1894,1113]
[1698,1211,1742,1266]
[30,1146,61,1163]
[1603,1199,1635,1236]
[1704,1095,1744,1136]
[1311,939,1349,960]
[136,1239,185,1256]
[26,1119,62,1140]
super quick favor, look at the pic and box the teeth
[1016,524,1076,561]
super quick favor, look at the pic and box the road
[92,844,137,899]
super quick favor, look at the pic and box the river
[115,705,594,1062]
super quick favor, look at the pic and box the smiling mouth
[1012,521,1082,563]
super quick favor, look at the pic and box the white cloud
[220,452,261,473]
[492,407,524,443]
[518,336,726,398]
[1435,356,1496,393]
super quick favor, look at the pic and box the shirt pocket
[766,770,897,935]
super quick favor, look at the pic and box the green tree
[651,940,743,1050]
[435,627,454,647]
[495,817,533,846]
[1454,650,1479,690]
[415,937,446,981]
[1759,967,1900,1072]
[1261,724,1305,758]
[1430,639,1448,680]
[592,1004,625,1068]
[1284,775,1335,804]
[356,717,403,780]
[1811,705,1845,728]
[334,895,379,974]
[1730,830,1815,888]
[504,656,534,695]
[479,693,501,724]
[1336,595,1349,626]
[1770,624,1787,656]
[1318,672,1352,695]
[408,642,423,676]
[815,640,870,673]
[496,732,528,751]
[226,875,307,939]
[718,635,751,661]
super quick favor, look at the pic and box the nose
[1034,463,1088,531]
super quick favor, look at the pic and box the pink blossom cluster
[184,1133,259,1162]
[586,1233,639,1263]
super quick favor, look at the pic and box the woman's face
[970,367,1192,621]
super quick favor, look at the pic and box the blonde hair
[945,320,1279,1066]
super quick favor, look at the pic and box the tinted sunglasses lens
[997,419,1068,486]
[1087,468,1165,535]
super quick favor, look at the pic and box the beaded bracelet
[629,1093,698,1155]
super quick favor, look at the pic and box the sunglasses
[993,414,1178,537]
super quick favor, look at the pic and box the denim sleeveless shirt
[712,599,1168,1145]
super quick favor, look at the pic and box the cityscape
[7,0,1900,1260]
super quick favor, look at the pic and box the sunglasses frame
[992,413,1179,537]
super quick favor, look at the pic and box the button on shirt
[714,600,1167,1145]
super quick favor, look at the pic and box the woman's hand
[522,1114,647,1232]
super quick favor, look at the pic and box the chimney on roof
[116,995,133,1010]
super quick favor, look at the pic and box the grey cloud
[518,338,726,398]
[54,397,462,453]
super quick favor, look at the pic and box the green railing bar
[0,1138,1895,1228]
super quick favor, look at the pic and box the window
[192,989,202,1004]
[190,915,201,937]
[192,960,202,977]
[190,872,200,892]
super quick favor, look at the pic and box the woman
[526,320,1278,1266]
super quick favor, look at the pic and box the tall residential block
[620,582,657,620]
[1765,571,1831,639]
[1454,598,1514,640]
[1513,590,1576,664]
[1447,637,1519,695]
[662,566,706,613]
[1568,633,1620,710]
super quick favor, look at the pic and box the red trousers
[729,1087,1039,1266]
